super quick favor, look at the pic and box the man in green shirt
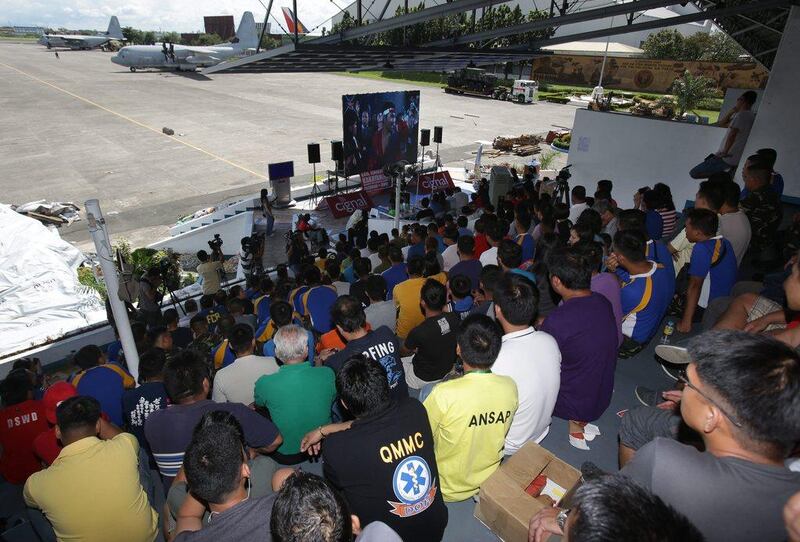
[254,325,336,464]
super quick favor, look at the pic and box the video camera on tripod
[543,164,572,206]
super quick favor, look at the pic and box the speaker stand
[309,163,321,207]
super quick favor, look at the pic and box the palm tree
[671,70,714,118]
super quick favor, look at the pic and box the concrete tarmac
[0,43,577,249]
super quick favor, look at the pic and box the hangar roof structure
[204,0,794,74]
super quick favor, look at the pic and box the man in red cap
[32,381,78,466]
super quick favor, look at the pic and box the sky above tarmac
[5,0,344,33]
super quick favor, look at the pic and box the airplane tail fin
[107,16,124,39]
[282,7,309,35]
[233,11,258,49]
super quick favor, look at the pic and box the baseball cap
[44,381,78,424]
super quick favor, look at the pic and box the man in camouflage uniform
[740,155,782,261]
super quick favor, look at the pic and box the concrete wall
[567,108,727,210]
[734,7,800,196]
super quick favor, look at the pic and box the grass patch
[0,35,39,41]
[335,71,446,88]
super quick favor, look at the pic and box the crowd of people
[2,147,800,542]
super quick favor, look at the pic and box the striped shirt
[658,208,679,240]
[145,400,279,485]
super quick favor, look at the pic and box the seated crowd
[2,156,800,542]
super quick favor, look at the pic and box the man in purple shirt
[381,245,408,300]
[145,350,282,487]
[540,245,618,450]
[580,241,623,347]
[448,236,483,291]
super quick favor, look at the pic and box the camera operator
[196,250,223,296]
[137,267,163,327]
[239,237,255,280]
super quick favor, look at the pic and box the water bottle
[661,320,675,344]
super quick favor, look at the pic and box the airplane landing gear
[129,67,137,72]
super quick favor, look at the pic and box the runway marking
[0,61,267,180]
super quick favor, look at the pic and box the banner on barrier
[323,190,374,218]
[360,169,392,195]
[407,171,454,194]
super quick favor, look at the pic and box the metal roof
[205,0,792,74]
[204,42,539,74]
[694,0,790,69]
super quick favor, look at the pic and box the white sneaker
[569,434,591,450]
[655,344,691,365]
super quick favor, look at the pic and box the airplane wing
[60,37,87,45]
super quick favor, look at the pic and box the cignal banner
[323,190,374,219]
[342,90,420,175]
[407,171,455,195]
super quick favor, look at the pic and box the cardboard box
[474,442,581,542]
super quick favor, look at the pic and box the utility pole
[85,199,140,382]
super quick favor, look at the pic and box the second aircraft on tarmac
[111,12,258,72]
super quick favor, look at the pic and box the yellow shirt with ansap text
[24,433,158,542]
[423,372,518,501]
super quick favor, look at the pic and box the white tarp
[0,205,107,358]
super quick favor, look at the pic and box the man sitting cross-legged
[619,330,800,542]
[423,314,518,502]
[145,349,282,487]
[303,354,448,541]
[170,411,290,541]
[323,295,408,403]
[492,273,561,454]
[400,279,462,390]
[540,245,617,450]
[24,396,159,542]
[675,208,738,333]
[254,324,336,465]
[606,229,674,358]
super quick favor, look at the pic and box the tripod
[309,162,322,206]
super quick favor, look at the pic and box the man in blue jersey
[677,208,738,333]
[513,206,536,263]
[70,345,134,426]
[617,209,675,278]
[296,266,338,334]
[381,245,408,300]
[607,230,674,357]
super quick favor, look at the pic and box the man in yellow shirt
[423,314,518,502]
[24,396,159,542]
[394,256,427,339]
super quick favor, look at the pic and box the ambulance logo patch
[388,456,437,517]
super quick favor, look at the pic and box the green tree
[142,31,156,45]
[642,29,686,60]
[192,33,223,46]
[671,70,715,116]
[161,31,180,44]
[259,34,280,50]
[121,26,143,44]
[684,32,746,62]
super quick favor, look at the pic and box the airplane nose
[111,55,122,65]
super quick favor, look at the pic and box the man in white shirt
[491,273,561,453]
[441,226,460,272]
[690,90,757,179]
[568,185,589,224]
[718,180,751,266]
[479,221,503,267]
[363,275,396,333]
[212,323,278,405]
